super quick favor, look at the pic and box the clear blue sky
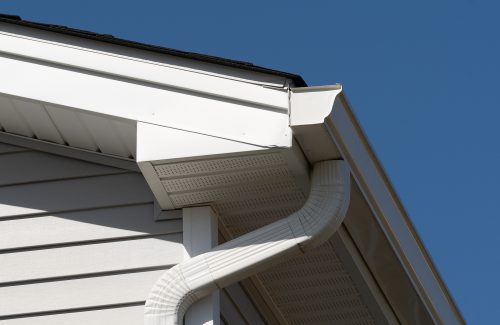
[1,1,498,323]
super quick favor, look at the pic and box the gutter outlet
[144,160,350,325]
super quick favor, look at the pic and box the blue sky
[1,1,498,323]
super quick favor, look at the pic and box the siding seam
[0,302,147,320]
[0,265,174,288]
[0,231,182,254]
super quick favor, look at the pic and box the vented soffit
[0,45,464,324]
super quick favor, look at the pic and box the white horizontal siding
[0,235,182,284]
[0,173,152,219]
[0,205,181,251]
[0,270,165,317]
[1,305,145,325]
[0,151,122,186]
[0,143,183,322]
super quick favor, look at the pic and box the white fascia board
[0,23,289,109]
[136,122,267,162]
[0,51,292,148]
[0,22,291,89]
[290,87,464,325]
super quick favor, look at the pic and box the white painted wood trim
[182,207,220,325]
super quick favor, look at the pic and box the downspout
[144,159,351,325]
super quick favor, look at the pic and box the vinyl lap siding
[0,143,183,324]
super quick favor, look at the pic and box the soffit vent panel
[258,239,377,325]
[154,153,287,178]
[150,150,308,211]
[149,150,378,325]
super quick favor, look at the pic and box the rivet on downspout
[144,160,351,325]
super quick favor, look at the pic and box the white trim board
[327,94,464,325]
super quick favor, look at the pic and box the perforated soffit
[149,150,384,325]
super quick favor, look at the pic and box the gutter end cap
[290,85,343,126]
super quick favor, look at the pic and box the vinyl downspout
[144,159,351,325]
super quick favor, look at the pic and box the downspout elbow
[144,160,351,325]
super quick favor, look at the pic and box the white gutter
[144,160,350,325]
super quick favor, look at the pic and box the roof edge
[0,13,307,87]
[289,86,465,324]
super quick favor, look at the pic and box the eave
[290,87,464,324]
[0,13,307,87]
[0,19,464,325]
